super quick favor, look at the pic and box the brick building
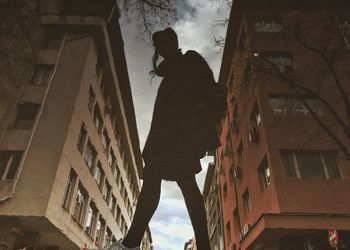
[0,0,151,249]
[217,0,350,249]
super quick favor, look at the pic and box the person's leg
[177,175,211,250]
[122,173,162,248]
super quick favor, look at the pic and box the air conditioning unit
[249,126,258,142]
[230,243,237,250]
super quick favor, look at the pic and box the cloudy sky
[119,1,230,249]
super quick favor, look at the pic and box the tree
[118,0,177,37]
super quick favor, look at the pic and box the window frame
[0,151,23,181]
[281,150,341,179]
[62,168,77,210]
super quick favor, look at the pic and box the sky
[119,1,230,249]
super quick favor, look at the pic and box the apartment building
[0,0,151,249]
[203,162,225,250]
[217,0,350,249]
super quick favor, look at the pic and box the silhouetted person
[108,27,220,250]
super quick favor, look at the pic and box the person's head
[152,27,179,73]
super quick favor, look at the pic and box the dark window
[233,208,240,233]
[62,168,77,209]
[281,151,341,179]
[226,222,231,243]
[77,124,87,153]
[84,141,96,169]
[93,104,103,133]
[269,96,319,116]
[94,161,104,188]
[72,183,88,225]
[14,103,40,128]
[29,65,53,86]
[258,157,271,190]
[261,52,294,73]
[253,19,282,32]
[243,61,251,84]
[243,189,252,214]
[95,216,106,247]
[101,129,110,151]
[0,151,22,180]
[85,201,98,237]
[237,142,244,161]
[250,103,261,127]
[109,195,116,212]
[88,87,95,112]
[223,182,227,200]
[108,148,116,168]
[102,180,111,202]
[105,227,113,248]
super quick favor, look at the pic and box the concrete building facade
[203,162,225,250]
[0,0,151,249]
[217,0,350,250]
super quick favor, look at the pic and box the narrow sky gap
[120,1,230,249]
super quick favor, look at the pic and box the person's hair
[151,27,178,74]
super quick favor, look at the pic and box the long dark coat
[142,50,220,181]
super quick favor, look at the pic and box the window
[116,205,121,222]
[0,151,22,181]
[95,216,105,247]
[230,164,235,183]
[103,180,111,202]
[281,151,341,179]
[77,124,87,153]
[226,222,231,243]
[258,158,271,190]
[243,61,251,84]
[45,31,62,49]
[14,103,40,128]
[88,87,95,112]
[223,182,227,200]
[29,65,53,86]
[233,209,240,233]
[269,96,319,116]
[84,141,96,169]
[85,202,98,237]
[250,103,261,127]
[231,105,239,134]
[95,54,103,82]
[243,189,252,214]
[105,227,113,248]
[94,161,104,187]
[108,148,116,168]
[109,195,116,212]
[261,53,294,73]
[62,168,77,209]
[237,142,244,161]
[238,28,246,48]
[114,165,121,184]
[93,104,103,133]
[72,183,88,225]
[253,19,282,32]
[101,129,110,151]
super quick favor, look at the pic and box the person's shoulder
[184,50,206,63]
[184,50,202,58]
